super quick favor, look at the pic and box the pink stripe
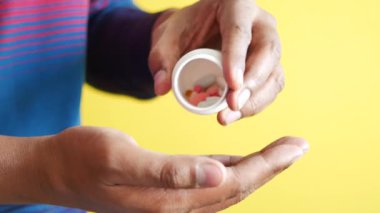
[0,34,85,52]
[90,0,100,7]
[1,19,85,35]
[0,42,84,60]
[0,11,85,27]
[0,51,84,79]
[90,0,107,8]
[101,0,110,9]
[90,0,110,13]
[0,4,87,19]
[0,0,85,10]
[0,27,85,43]
[0,48,84,70]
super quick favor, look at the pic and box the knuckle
[88,130,136,175]
[261,41,282,62]
[223,167,258,205]
[230,167,246,193]
[266,12,278,26]
[272,41,282,60]
[242,96,259,117]
[274,70,285,92]
[160,161,182,188]
[230,23,252,42]
[98,128,136,147]
[229,167,254,203]
[258,152,281,176]
[260,9,278,26]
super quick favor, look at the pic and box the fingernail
[301,142,310,153]
[286,144,307,164]
[290,149,305,164]
[196,163,224,187]
[154,70,167,94]
[237,89,251,110]
[271,146,305,167]
[224,110,242,125]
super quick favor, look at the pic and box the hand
[33,126,308,212]
[149,0,283,125]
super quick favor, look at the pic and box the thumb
[158,155,227,188]
[148,42,180,96]
[126,150,227,189]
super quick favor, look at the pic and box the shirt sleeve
[86,0,161,99]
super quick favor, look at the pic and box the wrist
[0,135,52,204]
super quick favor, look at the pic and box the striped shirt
[0,0,158,212]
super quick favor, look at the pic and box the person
[0,0,309,212]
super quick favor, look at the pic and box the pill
[188,90,198,104]
[185,75,226,107]
[188,93,198,105]
[193,85,203,93]
[197,92,209,102]
[185,90,193,98]
[206,83,220,96]
[189,92,208,106]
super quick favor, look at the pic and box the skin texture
[149,0,283,125]
[0,126,308,212]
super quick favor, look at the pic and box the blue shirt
[0,0,158,212]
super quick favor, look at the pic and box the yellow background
[82,0,380,212]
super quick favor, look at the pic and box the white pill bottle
[172,48,228,115]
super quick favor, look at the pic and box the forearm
[86,7,162,99]
[0,135,49,204]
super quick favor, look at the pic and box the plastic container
[172,48,228,115]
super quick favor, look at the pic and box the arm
[0,127,308,212]
[86,2,161,99]
[0,136,47,204]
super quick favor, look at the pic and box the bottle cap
[172,48,228,115]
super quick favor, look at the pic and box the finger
[230,137,308,191]
[224,8,281,111]
[115,148,227,189]
[244,8,282,91]
[261,136,309,153]
[148,5,219,96]
[148,41,181,96]
[106,137,308,212]
[193,137,309,213]
[240,64,284,117]
[219,0,256,91]
[205,155,243,167]
[225,87,251,111]
[224,9,281,111]
[217,65,284,125]
[147,9,180,96]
